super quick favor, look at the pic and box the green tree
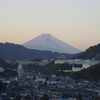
[76,94,82,100]
[41,94,49,100]
[0,81,7,99]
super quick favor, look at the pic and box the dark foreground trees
[41,94,49,100]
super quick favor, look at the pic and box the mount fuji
[23,33,81,54]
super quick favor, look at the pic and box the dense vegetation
[23,62,72,75]
[75,44,100,60]
[24,62,100,81]
[72,63,100,81]
[0,59,18,77]
[0,58,18,69]
[0,81,8,90]
[0,69,18,77]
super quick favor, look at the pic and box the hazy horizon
[0,0,100,50]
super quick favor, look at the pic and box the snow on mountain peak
[23,33,81,54]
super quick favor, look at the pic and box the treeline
[75,44,100,60]
[72,63,100,81]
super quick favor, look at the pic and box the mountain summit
[23,33,81,54]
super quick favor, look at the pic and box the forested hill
[0,58,17,69]
[73,63,100,81]
[75,43,100,60]
[0,43,71,60]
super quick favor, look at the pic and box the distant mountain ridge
[0,43,72,60]
[23,33,81,54]
[75,43,100,60]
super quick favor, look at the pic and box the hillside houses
[55,59,100,72]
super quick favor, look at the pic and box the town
[0,0,100,100]
[0,59,100,100]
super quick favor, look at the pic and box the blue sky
[0,0,100,50]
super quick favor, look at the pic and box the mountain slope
[73,63,100,81]
[23,33,81,54]
[75,43,100,60]
[0,43,71,60]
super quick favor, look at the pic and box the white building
[55,60,67,64]
[16,60,50,66]
[55,59,100,72]
[72,67,82,72]
[0,67,4,72]
[17,63,24,78]
[82,64,90,69]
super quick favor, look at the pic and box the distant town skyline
[0,0,100,50]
